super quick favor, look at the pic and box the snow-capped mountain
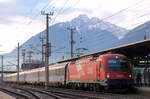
[70,15,128,39]
[3,14,129,68]
[120,21,150,45]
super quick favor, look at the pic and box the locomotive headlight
[129,74,132,78]
[106,74,110,78]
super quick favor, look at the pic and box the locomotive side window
[100,61,104,69]
[108,58,128,70]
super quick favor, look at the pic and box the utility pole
[1,56,3,83]
[22,49,25,64]
[39,37,45,66]
[41,11,54,89]
[17,42,20,81]
[144,33,146,40]
[62,56,64,60]
[27,51,33,63]
[67,27,76,58]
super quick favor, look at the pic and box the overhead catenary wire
[48,0,148,47]
[51,0,71,24]
[51,0,81,24]
[76,0,149,43]
[42,0,82,56]
[80,11,150,45]
[14,0,148,48]
[76,16,150,50]
[33,0,150,59]
[99,0,147,21]
[16,0,56,31]
[15,0,40,29]
[11,0,150,61]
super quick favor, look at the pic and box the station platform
[136,86,150,97]
[0,91,15,99]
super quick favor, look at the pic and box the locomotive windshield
[108,58,128,70]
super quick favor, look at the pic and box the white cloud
[0,16,45,53]
[72,0,150,29]
[0,0,12,3]
[1,0,150,53]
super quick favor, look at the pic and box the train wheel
[95,84,103,92]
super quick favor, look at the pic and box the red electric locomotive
[66,54,134,91]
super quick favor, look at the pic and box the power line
[76,1,148,42]
[60,0,81,14]
[76,20,149,49]
[17,0,56,31]
[41,0,54,11]
[80,15,150,45]
[100,0,147,21]
[46,0,81,47]
[80,19,150,49]
[51,0,70,23]
[52,46,66,52]
[15,0,40,29]
[40,0,150,60]
[51,0,81,24]
[49,0,146,47]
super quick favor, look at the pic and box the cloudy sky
[0,0,150,53]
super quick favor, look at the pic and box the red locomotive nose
[108,71,131,79]
[106,57,131,79]
[104,55,134,88]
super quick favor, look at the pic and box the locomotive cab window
[108,58,128,70]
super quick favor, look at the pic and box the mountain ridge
[5,14,148,67]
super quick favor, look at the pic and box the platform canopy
[58,39,150,63]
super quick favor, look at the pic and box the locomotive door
[99,60,104,79]
[97,61,100,80]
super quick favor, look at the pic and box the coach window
[100,61,104,69]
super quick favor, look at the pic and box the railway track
[13,86,150,99]
[3,84,150,99]
[0,87,30,99]
[0,85,64,99]
[14,87,41,99]
[9,85,101,99]
[14,86,91,99]
[11,86,64,99]
[45,87,150,99]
